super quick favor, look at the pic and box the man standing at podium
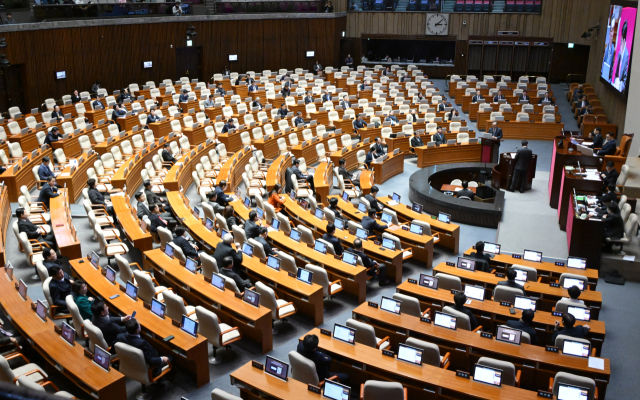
[510,140,533,193]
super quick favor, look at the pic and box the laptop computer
[380,296,401,314]
[256,207,264,220]
[562,339,590,358]
[496,325,522,345]
[473,364,503,387]
[323,379,351,400]
[464,284,485,301]
[334,219,345,230]
[314,208,324,220]
[419,274,438,289]
[333,323,356,345]
[18,280,27,300]
[205,217,214,231]
[266,255,280,271]
[438,212,450,223]
[513,269,528,285]
[125,281,138,301]
[357,202,367,213]
[265,356,289,381]
[483,242,501,256]
[296,268,313,284]
[434,312,457,330]
[180,315,199,338]
[457,257,476,271]
[93,345,111,372]
[151,298,166,319]
[210,272,226,291]
[243,289,260,307]
[523,249,542,262]
[566,257,587,270]
[397,344,423,366]
[557,383,590,400]
[513,296,537,311]
[563,278,585,291]
[90,251,100,269]
[269,218,281,232]
[567,306,591,321]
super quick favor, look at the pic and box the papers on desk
[510,153,517,158]
[387,200,399,206]
[582,141,594,146]
[584,169,601,181]
[588,357,605,370]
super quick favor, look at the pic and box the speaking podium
[491,152,537,191]
[481,137,501,163]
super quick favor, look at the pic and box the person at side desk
[322,90,332,103]
[117,88,133,104]
[338,158,360,188]
[116,318,173,378]
[411,131,425,148]
[204,94,215,108]
[221,118,236,134]
[572,84,583,102]
[601,161,619,189]
[496,268,526,292]
[364,186,383,213]
[281,85,291,98]
[149,204,171,233]
[16,207,57,250]
[136,192,173,222]
[44,127,63,147]
[91,300,131,350]
[382,66,392,76]
[248,82,258,93]
[344,54,353,67]
[488,121,503,142]
[551,313,590,344]
[38,156,56,181]
[216,83,226,97]
[37,176,60,209]
[362,209,387,240]
[492,90,505,103]
[468,242,495,273]
[91,95,104,111]
[70,89,81,104]
[220,256,251,292]
[538,92,555,105]
[597,132,617,156]
[452,292,479,330]
[72,280,94,320]
[88,178,114,216]
[373,137,385,156]
[340,96,351,109]
[510,140,533,193]
[506,309,538,345]
[214,234,244,273]
[408,109,419,123]
[471,92,484,103]
[51,105,65,123]
[598,184,617,206]
[48,266,73,313]
[313,61,323,74]
[245,211,261,239]
[364,144,379,169]
[385,112,399,126]
[215,180,233,207]
[562,286,585,306]
[353,239,390,286]
[578,105,593,118]
[322,223,344,256]
[603,201,624,251]
[292,159,315,191]
[297,334,349,383]
[588,127,603,149]
[576,95,589,110]
[359,80,369,92]
[518,89,530,102]
[445,109,459,122]
[252,97,263,111]
[277,104,289,118]
[145,110,159,127]
[433,126,446,145]
[256,227,276,257]
[436,100,446,112]
[206,191,226,216]
[304,91,314,105]
[268,183,286,213]
[328,197,341,219]
[454,181,475,201]
[172,226,200,260]
[43,248,63,271]
[353,115,367,133]
[224,205,243,230]
[161,142,177,166]
[293,112,305,127]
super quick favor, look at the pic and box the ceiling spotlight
[0,38,6,49]
[0,55,10,66]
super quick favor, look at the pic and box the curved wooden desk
[50,188,82,260]
[0,148,52,202]
[112,195,153,253]
[415,143,483,169]
[0,187,10,266]
[266,154,292,193]
[55,152,97,203]
[482,120,564,141]
[370,152,405,184]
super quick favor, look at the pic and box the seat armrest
[548,377,554,392]
[12,369,46,384]
[421,307,431,317]
[148,361,172,382]
[5,352,30,365]
[440,352,450,369]
[472,325,483,333]
[515,369,521,387]
[359,384,364,400]
[375,336,390,349]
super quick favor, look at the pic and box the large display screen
[601,1,638,95]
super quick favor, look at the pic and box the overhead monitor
[600,1,637,96]
[229,54,238,61]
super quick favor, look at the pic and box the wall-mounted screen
[601,1,637,95]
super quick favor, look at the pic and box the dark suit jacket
[215,186,232,206]
[452,305,478,330]
[293,117,304,127]
[38,163,55,181]
[338,166,354,181]
[603,168,619,187]
[385,115,399,124]
[255,236,275,257]
[364,151,375,168]
[115,333,162,367]
[589,134,603,149]
[213,242,243,271]
[493,95,505,102]
[162,149,176,164]
[51,111,64,122]
[291,166,306,182]
[497,280,525,292]
[514,148,533,171]
[172,236,198,259]
[44,132,62,146]
[136,202,151,220]
[598,191,617,204]
[49,278,72,307]
[364,194,382,212]
[604,212,624,239]
[437,103,445,112]
[88,187,106,205]
[277,108,288,118]
[244,220,260,239]
[597,140,617,156]
[538,97,554,105]
[488,127,503,140]
[252,101,263,109]
[37,183,59,208]
[322,233,343,256]
[577,100,589,109]
[411,136,425,147]
[373,143,385,155]
[18,218,42,240]
[149,213,167,233]
[296,341,333,381]
[322,94,332,102]
[361,215,387,234]
[340,101,351,109]
[304,96,314,105]
[221,123,235,133]
[221,268,249,292]
[455,188,475,200]
[353,249,375,270]
[43,259,63,272]
[506,320,538,345]
[551,325,589,344]
[353,119,367,130]
[471,95,484,102]
[433,132,446,145]
[179,94,189,102]
[518,95,529,102]
[93,316,127,348]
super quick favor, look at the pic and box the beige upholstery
[477,357,518,386]
[405,337,446,368]
[345,319,390,350]
[551,372,597,400]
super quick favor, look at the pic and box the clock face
[426,13,449,36]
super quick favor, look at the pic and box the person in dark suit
[340,97,351,109]
[471,92,484,103]
[576,95,589,110]
[91,81,101,95]
[385,112,399,126]
[598,184,617,205]
[359,81,368,91]
[116,318,173,377]
[172,226,200,260]
[252,97,263,110]
[70,90,81,104]
[117,88,133,104]
[452,292,478,330]
[48,266,73,313]
[353,115,367,132]
[281,85,291,98]
[44,127,63,146]
[327,197,341,219]
[518,89,530,102]
[91,300,131,350]
[510,140,533,193]
[149,204,170,233]
[304,91,314,105]
[433,127,446,145]
[313,61,323,73]
[224,205,242,230]
[146,110,158,126]
[588,128,603,149]
[292,159,314,190]
[572,84,583,102]
[454,181,475,200]
[364,145,378,169]
[321,90,332,103]
[597,132,617,156]
[322,223,343,256]
[496,268,525,292]
[38,157,56,181]
[88,178,114,216]
[293,112,305,127]
[578,105,593,117]
[277,104,289,119]
[91,95,104,111]
[215,181,233,206]
[353,239,390,286]
[16,208,56,250]
[214,234,244,273]
[488,122,503,141]
[373,137,385,156]
[297,334,350,383]
[551,313,590,344]
[538,92,554,105]
[221,118,235,134]
[362,209,387,240]
[244,211,261,239]
[143,181,171,212]
[255,227,276,257]
[411,131,425,148]
[469,241,491,264]
[51,106,65,123]
[436,100,446,112]
[37,176,60,208]
[220,255,251,292]
[506,309,538,345]
[382,66,391,76]
[206,191,226,215]
[135,192,152,220]
[161,142,176,166]
[601,161,619,189]
[364,186,383,213]
[338,158,360,187]
[43,248,63,271]
[216,83,226,96]
[493,90,505,103]
[344,54,353,67]
[445,109,459,122]
[178,89,189,103]
[603,201,625,245]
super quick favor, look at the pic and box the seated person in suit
[339,96,351,109]
[72,280,94,320]
[572,85,583,102]
[117,88,133,103]
[277,104,289,118]
[292,159,315,191]
[215,180,233,207]
[454,180,475,200]
[469,241,491,264]
[411,131,425,148]
[146,109,159,126]
[70,90,81,104]
[471,92,484,103]
[385,112,399,126]
[248,82,258,93]
[597,184,617,207]
[44,127,63,146]
[16,207,56,251]
[293,112,305,127]
[601,161,619,188]
[51,105,65,123]
[221,118,236,134]
[37,176,60,209]
[149,204,173,233]
[492,90,505,103]
[322,223,344,256]
[216,83,226,96]
[87,178,114,216]
[603,201,625,251]
[143,181,172,211]
[116,318,173,378]
[353,239,390,286]
[353,115,367,132]
[304,91,314,105]
[224,205,243,230]
[518,89,530,102]
[597,132,617,156]
[172,226,200,260]
[281,86,291,98]
[588,128,603,149]
[327,197,341,219]
[445,109,459,122]
[206,191,226,215]
[436,100,446,112]
[407,109,419,123]
[91,300,131,350]
[220,255,251,292]
[373,137,385,156]
[338,158,360,188]
[579,105,593,117]
[496,268,526,292]
[204,94,215,108]
[433,126,446,145]
[297,334,350,384]
[562,285,585,306]
[91,94,104,111]
[252,97,263,110]
[364,144,379,169]
[43,248,63,271]
[38,157,56,181]
[364,186,383,213]
[321,90,332,102]
[244,211,261,239]
[179,89,189,103]
[214,234,243,273]
[48,266,74,313]
[506,309,538,345]
[361,208,388,240]
[452,292,479,330]
[255,227,276,257]
[136,192,172,222]
[161,142,177,165]
[538,91,554,105]
[551,313,590,344]
[575,95,589,110]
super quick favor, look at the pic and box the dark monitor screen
[296,268,313,284]
[265,356,289,381]
[412,202,423,213]
[266,255,280,271]
[457,257,476,271]
[243,289,260,307]
[93,345,111,372]
[180,315,199,338]
[333,323,356,345]
[125,281,138,301]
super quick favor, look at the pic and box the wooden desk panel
[50,188,82,260]
[483,121,564,140]
[329,142,368,171]
[313,162,334,205]
[70,259,210,387]
[415,143,483,168]
[56,152,97,203]
[112,196,153,253]
[0,188,9,266]
[163,140,218,192]
[0,267,127,399]
[217,147,253,194]
[85,109,107,126]
[231,362,320,400]
[218,131,244,154]
[557,169,603,231]
[291,131,340,165]
[0,148,52,202]
[266,154,292,192]
[371,152,405,184]
[116,114,141,132]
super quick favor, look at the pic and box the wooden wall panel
[2,17,344,110]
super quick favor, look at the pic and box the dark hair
[43,156,50,163]
[354,238,363,249]
[207,191,217,200]
[562,313,576,328]
[47,176,55,183]
[453,291,467,307]
[164,142,170,148]
[51,126,59,132]
[367,208,376,217]
[44,248,55,260]
[249,211,257,221]
[223,205,234,218]
[72,280,87,296]
[219,180,227,188]
[622,20,628,38]
[293,159,300,166]
[339,159,346,166]
[461,181,468,189]
[594,127,601,133]
[175,226,186,237]
[606,131,614,138]
[303,334,319,351]
[15,208,24,218]
[149,203,159,212]
[326,223,335,234]
[87,178,96,188]
[506,268,517,281]
[222,256,234,268]
[567,285,581,299]
[475,241,484,253]
[606,161,614,168]
[91,299,105,316]
[49,265,62,277]
[521,140,528,146]
[607,183,616,192]
[370,186,379,194]
[521,309,535,324]
[258,227,268,235]
[134,192,143,201]
[125,318,140,334]
[329,197,338,207]
[608,201,620,214]
[143,180,153,189]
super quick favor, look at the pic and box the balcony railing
[32,2,194,22]
[214,0,324,13]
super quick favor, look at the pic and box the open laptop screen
[333,323,356,345]
[567,257,587,270]
[90,251,100,268]
[523,250,542,262]
[185,258,198,273]
[61,322,75,346]
[438,212,450,223]
[381,237,396,250]
[242,242,254,257]
[357,202,367,213]
[513,269,528,284]
[296,268,313,284]
[419,274,438,289]
[211,272,226,291]
[243,289,260,307]
[93,345,111,372]
[513,296,537,311]
[563,278,585,291]
[36,300,47,322]
[483,242,501,254]
[380,212,393,225]
[412,202,423,213]
[391,193,401,202]
[355,228,368,240]
[323,379,350,400]
[18,280,27,300]
[125,282,138,301]
[266,255,280,271]
[409,223,423,235]
[567,306,591,321]
[464,284,484,301]
[289,229,301,242]
[271,218,281,231]
[397,344,423,365]
[380,296,401,314]
[313,240,327,254]
[473,364,502,387]
[151,298,166,318]
[496,326,522,345]
[105,266,116,284]
[562,340,590,358]
[164,244,175,258]
[205,218,214,231]
[334,219,345,230]
[557,384,589,400]
[315,208,324,220]
[434,312,457,330]
[180,315,198,338]
[342,251,358,266]
[265,356,289,381]
[457,257,476,271]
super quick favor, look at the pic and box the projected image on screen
[601,2,637,94]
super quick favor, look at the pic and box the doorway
[175,46,202,82]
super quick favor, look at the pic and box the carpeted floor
[2,80,634,400]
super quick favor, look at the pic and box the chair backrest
[405,337,442,367]
[392,293,422,317]
[434,273,461,291]
[157,226,173,249]
[345,319,379,348]
[411,220,432,235]
[255,281,279,320]
[551,372,597,400]
[195,306,224,347]
[211,389,243,400]
[163,290,190,322]
[84,319,109,353]
[115,342,152,385]
[0,355,16,382]
[201,253,218,278]
[558,273,587,289]
[132,270,157,303]
[297,225,315,246]
[493,285,524,304]
[442,306,471,331]
[555,334,592,352]
[289,350,319,386]
[66,295,85,338]
[361,381,405,400]
[510,264,538,281]
[477,357,517,386]
[115,254,134,286]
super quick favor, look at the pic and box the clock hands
[435,18,445,26]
